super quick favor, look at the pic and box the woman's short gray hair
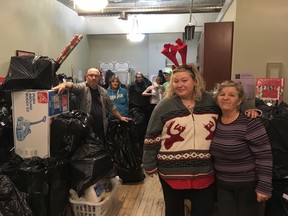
[214,80,246,103]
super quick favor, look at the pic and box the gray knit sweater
[142,92,220,181]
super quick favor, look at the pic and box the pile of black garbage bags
[0,92,146,216]
[0,54,146,215]
[0,104,110,214]
[0,105,115,216]
[257,99,288,216]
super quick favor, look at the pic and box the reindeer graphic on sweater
[163,116,217,150]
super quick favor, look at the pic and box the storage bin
[69,177,120,216]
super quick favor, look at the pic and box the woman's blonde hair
[165,64,206,101]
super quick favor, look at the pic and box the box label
[25,92,36,112]
[37,91,49,104]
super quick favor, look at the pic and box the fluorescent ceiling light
[74,0,108,11]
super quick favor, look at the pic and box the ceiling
[57,0,224,18]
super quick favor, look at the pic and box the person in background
[142,64,260,216]
[142,75,164,113]
[103,69,115,89]
[128,71,151,125]
[157,69,166,85]
[162,69,172,93]
[210,80,272,216]
[106,75,129,119]
[52,68,129,142]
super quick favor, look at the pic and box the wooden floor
[66,174,218,216]
[110,175,165,216]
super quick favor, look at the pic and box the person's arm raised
[52,82,73,94]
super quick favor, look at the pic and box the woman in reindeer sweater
[142,64,259,216]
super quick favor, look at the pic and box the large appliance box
[12,90,69,158]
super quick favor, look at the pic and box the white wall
[222,0,288,101]
[86,13,216,79]
[0,2,218,80]
[1,1,286,100]
[0,0,90,77]
[88,32,201,78]
[89,34,150,74]
[220,0,236,22]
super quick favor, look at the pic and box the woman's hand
[256,192,269,203]
[244,109,262,118]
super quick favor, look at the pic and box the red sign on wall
[255,78,285,105]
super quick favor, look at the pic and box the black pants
[159,177,216,216]
[217,179,260,216]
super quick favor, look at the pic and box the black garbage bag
[129,107,147,141]
[0,104,14,163]
[106,120,145,183]
[259,101,288,179]
[0,175,32,216]
[0,106,10,136]
[69,132,115,197]
[50,110,93,158]
[0,155,69,216]
[265,179,288,216]
[46,159,70,216]
[68,92,80,111]
[1,55,60,90]
[106,121,142,169]
[129,107,145,125]
[0,152,24,173]
[17,158,69,216]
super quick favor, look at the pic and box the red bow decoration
[161,38,187,67]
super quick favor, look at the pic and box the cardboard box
[12,90,69,158]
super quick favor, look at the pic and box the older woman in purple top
[210,80,273,216]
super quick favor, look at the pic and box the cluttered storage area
[1,34,288,216]
[0,35,146,216]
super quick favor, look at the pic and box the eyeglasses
[87,74,100,78]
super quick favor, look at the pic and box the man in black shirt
[53,68,129,140]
